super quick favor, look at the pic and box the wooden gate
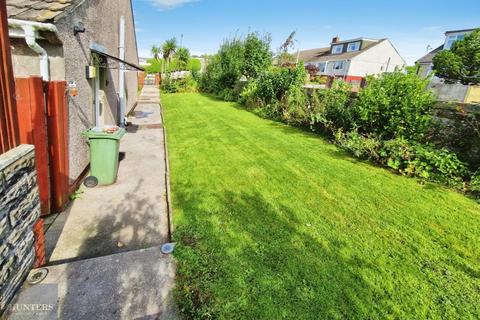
[15,77,51,214]
[0,0,19,154]
[14,78,70,215]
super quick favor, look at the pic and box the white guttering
[8,19,58,81]
[118,16,126,127]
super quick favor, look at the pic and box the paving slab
[8,85,178,319]
[46,86,169,264]
[8,246,177,320]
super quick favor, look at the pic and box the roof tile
[6,0,81,22]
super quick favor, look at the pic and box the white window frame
[347,41,360,52]
[333,61,344,70]
[445,34,466,50]
[332,44,343,54]
[317,62,326,73]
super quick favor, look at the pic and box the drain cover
[27,268,48,285]
[161,243,176,254]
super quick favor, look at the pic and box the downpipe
[8,19,58,81]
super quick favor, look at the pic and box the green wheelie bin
[83,127,126,185]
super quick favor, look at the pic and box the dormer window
[347,41,360,52]
[445,34,465,50]
[332,45,343,54]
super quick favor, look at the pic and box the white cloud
[147,0,198,11]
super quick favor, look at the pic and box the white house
[416,28,478,78]
[299,36,406,85]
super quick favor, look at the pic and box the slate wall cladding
[0,145,40,313]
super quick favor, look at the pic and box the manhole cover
[27,268,48,285]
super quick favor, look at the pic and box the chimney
[332,36,340,44]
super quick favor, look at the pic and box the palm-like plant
[162,37,177,73]
[151,45,161,61]
[176,47,190,71]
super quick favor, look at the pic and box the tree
[305,64,320,80]
[433,29,480,85]
[162,37,177,73]
[151,45,161,61]
[276,31,297,67]
[176,47,191,70]
[243,32,272,79]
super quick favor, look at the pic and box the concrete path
[8,86,176,319]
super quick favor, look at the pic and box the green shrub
[380,138,469,188]
[161,74,178,93]
[243,33,272,79]
[282,85,309,125]
[470,170,480,194]
[255,64,306,104]
[240,64,307,120]
[310,80,355,133]
[354,71,436,141]
[335,133,470,189]
[334,130,381,161]
[199,55,223,93]
[161,75,198,93]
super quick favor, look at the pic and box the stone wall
[432,102,480,168]
[0,145,40,313]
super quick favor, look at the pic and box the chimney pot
[332,36,340,43]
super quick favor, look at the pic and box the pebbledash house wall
[347,40,406,77]
[9,0,139,184]
[0,145,40,312]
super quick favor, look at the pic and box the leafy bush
[334,130,381,161]
[161,74,198,93]
[199,33,272,96]
[243,33,272,79]
[309,80,355,133]
[380,138,469,188]
[255,64,306,104]
[199,55,223,93]
[470,170,480,193]
[353,71,436,141]
[240,64,307,120]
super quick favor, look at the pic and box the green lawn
[163,93,480,320]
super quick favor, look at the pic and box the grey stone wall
[0,145,40,313]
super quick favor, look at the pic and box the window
[317,62,326,73]
[347,41,360,52]
[445,34,466,50]
[333,61,344,70]
[332,45,343,54]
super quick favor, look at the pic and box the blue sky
[132,0,480,64]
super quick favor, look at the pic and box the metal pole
[118,16,126,126]
[94,67,100,130]
[386,57,391,73]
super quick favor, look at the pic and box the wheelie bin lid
[82,126,126,140]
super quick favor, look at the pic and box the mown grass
[162,93,480,320]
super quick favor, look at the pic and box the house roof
[6,0,84,23]
[299,39,386,63]
[416,45,444,64]
[445,28,478,35]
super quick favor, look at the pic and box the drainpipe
[8,19,58,81]
[118,16,126,127]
